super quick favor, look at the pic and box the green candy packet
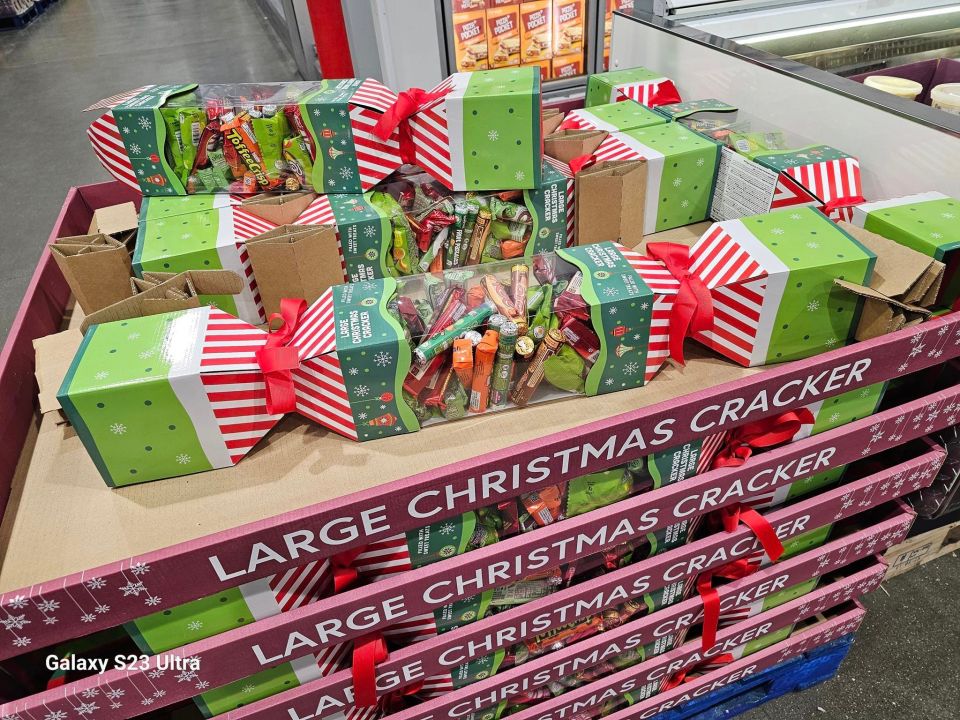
[282,135,314,185]
[177,108,206,180]
[543,344,586,394]
[250,113,287,182]
[206,149,232,190]
[159,108,185,181]
[565,468,634,518]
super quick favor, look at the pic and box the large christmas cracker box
[57,241,681,485]
[287,157,573,285]
[86,80,403,195]
[852,192,960,308]
[678,206,876,366]
[585,67,682,108]
[375,67,543,191]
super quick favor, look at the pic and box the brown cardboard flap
[241,193,317,225]
[837,222,945,305]
[576,160,647,248]
[82,270,243,331]
[835,279,931,341]
[246,224,343,316]
[50,233,134,315]
[542,109,564,136]
[33,330,84,416]
[88,202,138,239]
[544,129,607,165]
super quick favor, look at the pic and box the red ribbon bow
[374,87,452,166]
[646,242,714,365]
[256,298,307,415]
[711,408,815,470]
[352,633,423,709]
[568,153,596,175]
[696,504,785,651]
[331,547,365,594]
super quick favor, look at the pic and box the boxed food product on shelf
[585,66,682,108]
[452,2,490,71]
[852,192,960,308]
[86,80,403,195]
[487,1,522,68]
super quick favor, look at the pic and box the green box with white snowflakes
[688,207,876,367]
[87,79,402,196]
[852,191,960,308]
[135,197,269,324]
[597,124,721,235]
[558,99,668,133]
[585,67,682,108]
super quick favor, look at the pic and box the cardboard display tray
[3,448,937,720]
[0,182,959,656]
[223,504,916,720]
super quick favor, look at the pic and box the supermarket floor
[0,2,958,719]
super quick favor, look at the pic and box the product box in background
[405,67,542,191]
[686,207,876,367]
[585,66,682,108]
[520,0,553,63]
[852,192,960,308]
[558,99,668,133]
[552,53,584,80]
[87,80,403,195]
[487,1,522,68]
[452,2,490,71]
[553,0,585,58]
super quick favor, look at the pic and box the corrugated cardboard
[33,330,84,419]
[87,202,138,240]
[543,128,606,165]
[240,192,317,226]
[542,108,564,136]
[575,160,647,247]
[834,222,945,340]
[245,225,344,316]
[80,270,243,331]
[49,233,134,314]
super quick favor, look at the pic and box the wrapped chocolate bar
[653,207,877,367]
[86,80,402,195]
[373,67,542,191]
[585,67,682,108]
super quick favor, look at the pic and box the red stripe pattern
[86,87,155,190]
[770,172,819,210]
[613,79,681,107]
[267,559,332,612]
[784,157,862,207]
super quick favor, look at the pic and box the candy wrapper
[294,159,573,282]
[557,99,667,133]
[374,67,542,191]
[655,99,740,135]
[134,196,278,324]
[657,206,877,367]
[852,192,960,308]
[585,67,682,108]
[86,80,402,195]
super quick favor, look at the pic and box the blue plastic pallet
[649,635,854,720]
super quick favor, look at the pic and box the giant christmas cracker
[58,241,680,485]
[375,67,543,191]
[677,207,876,367]
[87,80,403,195]
[135,195,275,324]
[558,100,668,133]
[852,191,960,308]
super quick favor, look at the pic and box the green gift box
[688,207,876,366]
[558,99,668,133]
[589,124,721,234]
[134,197,276,324]
[852,192,960,308]
[404,67,543,191]
[585,67,681,108]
